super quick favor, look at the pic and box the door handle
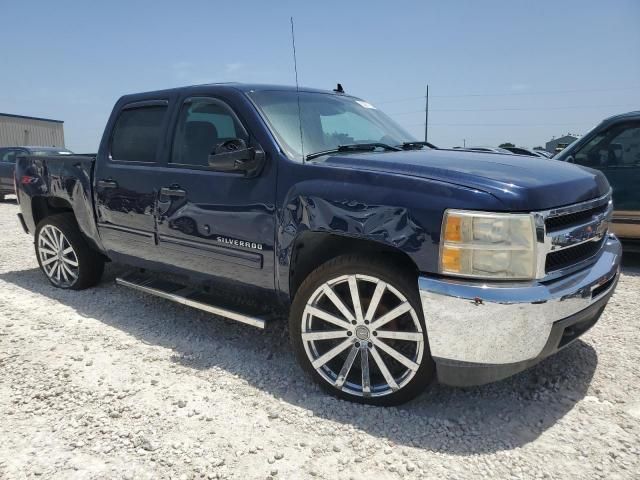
[97,179,118,189]
[160,187,187,197]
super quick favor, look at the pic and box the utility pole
[463,139,466,148]
[424,84,429,142]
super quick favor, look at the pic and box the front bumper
[418,235,622,386]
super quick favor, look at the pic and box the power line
[374,85,640,104]
[387,104,631,116]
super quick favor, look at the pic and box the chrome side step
[115,272,267,329]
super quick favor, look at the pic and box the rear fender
[17,155,105,254]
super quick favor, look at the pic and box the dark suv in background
[0,146,73,200]
[557,111,640,247]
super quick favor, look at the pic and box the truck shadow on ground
[0,263,611,455]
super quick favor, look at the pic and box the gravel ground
[0,197,639,480]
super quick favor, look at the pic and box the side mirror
[208,139,264,176]
[565,155,575,163]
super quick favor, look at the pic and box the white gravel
[1,197,639,479]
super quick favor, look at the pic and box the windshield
[556,124,599,159]
[31,149,73,156]
[248,90,416,161]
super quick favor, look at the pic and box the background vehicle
[502,146,551,158]
[557,111,640,248]
[0,146,73,200]
[553,143,570,155]
[14,83,621,405]
[533,149,554,158]
[454,146,513,154]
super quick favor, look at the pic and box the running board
[115,272,267,329]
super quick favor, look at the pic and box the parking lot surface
[1,198,639,479]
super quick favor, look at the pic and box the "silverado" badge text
[216,236,263,250]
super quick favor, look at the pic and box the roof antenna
[333,83,345,94]
[290,17,304,162]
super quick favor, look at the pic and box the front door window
[170,98,249,168]
[573,122,640,211]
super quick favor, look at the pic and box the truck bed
[15,154,104,252]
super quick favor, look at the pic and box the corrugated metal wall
[0,115,65,147]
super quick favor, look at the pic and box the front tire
[35,213,105,290]
[289,255,435,406]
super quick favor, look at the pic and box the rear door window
[110,105,168,162]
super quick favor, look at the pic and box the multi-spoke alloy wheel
[290,256,435,405]
[34,214,105,290]
[37,225,79,287]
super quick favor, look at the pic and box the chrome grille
[545,202,609,233]
[533,192,613,280]
[545,236,606,273]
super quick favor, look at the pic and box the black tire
[289,254,435,406]
[34,213,105,290]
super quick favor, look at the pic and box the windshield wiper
[398,141,438,150]
[305,143,401,161]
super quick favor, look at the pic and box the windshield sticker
[356,100,376,109]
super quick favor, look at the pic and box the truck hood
[319,149,610,211]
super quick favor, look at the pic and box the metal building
[0,113,65,148]
[545,134,578,154]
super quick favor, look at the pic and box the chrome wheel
[301,274,424,398]
[37,224,79,288]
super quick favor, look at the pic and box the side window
[574,122,640,211]
[610,125,640,166]
[110,105,167,162]
[1,149,17,163]
[574,122,640,168]
[171,98,248,167]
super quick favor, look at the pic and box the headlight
[440,210,536,280]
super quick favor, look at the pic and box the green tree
[499,142,515,148]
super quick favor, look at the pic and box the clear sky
[1,0,639,152]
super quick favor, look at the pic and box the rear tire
[35,213,105,290]
[289,254,435,406]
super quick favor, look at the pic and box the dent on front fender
[287,196,426,249]
[275,195,429,298]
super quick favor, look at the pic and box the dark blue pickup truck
[15,83,621,405]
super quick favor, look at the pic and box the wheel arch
[32,196,107,257]
[287,231,419,301]
[32,196,74,226]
